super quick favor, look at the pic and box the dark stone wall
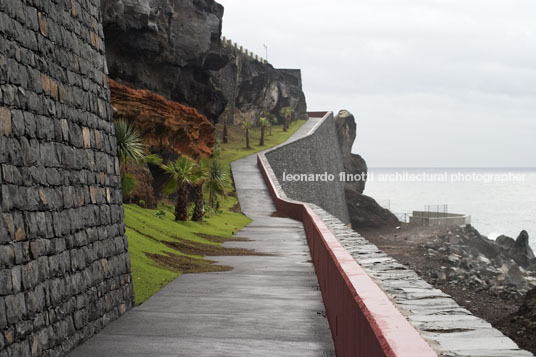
[265,114,350,224]
[0,1,134,355]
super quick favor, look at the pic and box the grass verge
[127,120,306,304]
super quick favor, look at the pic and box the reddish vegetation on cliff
[110,79,215,159]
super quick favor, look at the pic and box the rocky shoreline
[359,224,536,354]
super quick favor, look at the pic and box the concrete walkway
[70,120,334,356]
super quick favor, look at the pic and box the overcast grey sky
[218,0,536,168]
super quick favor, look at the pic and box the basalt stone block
[0,298,5,329]
[0,269,13,295]
[4,293,26,324]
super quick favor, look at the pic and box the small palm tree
[258,117,267,146]
[115,119,145,167]
[241,119,252,149]
[114,119,145,195]
[265,112,276,136]
[191,160,209,221]
[161,157,197,221]
[280,106,293,132]
[205,160,228,210]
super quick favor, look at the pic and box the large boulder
[346,188,399,229]
[494,231,535,268]
[510,231,535,267]
[101,0,228,122]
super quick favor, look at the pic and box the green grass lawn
[127,120,306,304]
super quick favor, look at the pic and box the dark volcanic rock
[212,43,307,125]
[101,0,228,122]
[123,161,156,209]
[345,188,399,229]
[334,110,367,193]
[495,231,535,268]
[511,231,535,267]
[496,234,516,250]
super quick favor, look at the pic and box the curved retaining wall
[264,112,350,224]
[0,1,133,355]
[259,112,531,357]
[258,113,436,357]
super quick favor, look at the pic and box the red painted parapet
[257,153,437,357]
[307,111,329,118]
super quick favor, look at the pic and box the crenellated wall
[264,113,350,224]
[0,1,133,355]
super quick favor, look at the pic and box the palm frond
[114,119,145,163]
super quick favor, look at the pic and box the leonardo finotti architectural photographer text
[282,171,527,183]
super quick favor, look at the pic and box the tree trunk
[283,117,289,132]
[191,184,204,221]
[259,126,265,146]
[245,128,250,149]
[174,184,189,221]
[222,118,228,143]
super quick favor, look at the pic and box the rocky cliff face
[101,0,228,122]
[110,80,215,159]
[110,79,215,204]
[334,110,399,229]
[212,44,307,125]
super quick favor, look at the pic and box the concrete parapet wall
[257,112,531,356]
[0,1,133,355]
[264,113,350,223]
[410,211,471,227]
[257,150,436,357]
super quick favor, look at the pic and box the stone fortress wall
[0,1,133,355]
[265,113,351,224]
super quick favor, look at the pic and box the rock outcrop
[101,0,228,122]
[334,110,368,193]
[123,161,156,209]
[110,79,215,202]
[345,188,400,229]
[212,43,307,125]
[496,230,535,268]
[110,79,215,160]
[334,110,399,229]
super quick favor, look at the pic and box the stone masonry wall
[265,114,350,224]
[0,1,134,356]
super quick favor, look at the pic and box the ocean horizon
[364,167,536,249]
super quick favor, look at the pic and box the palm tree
[258,117,267,146]
[280,106,293,132]
[265,112,276,136]
[115,119,145,167]
[191,160,209,221]
[161,157,197,221]
[241,119,252,149]
[205,160,228,210]
[114,119,145,195]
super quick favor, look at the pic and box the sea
[364,168,536,249]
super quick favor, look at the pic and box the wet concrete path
[70,119,334,356]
